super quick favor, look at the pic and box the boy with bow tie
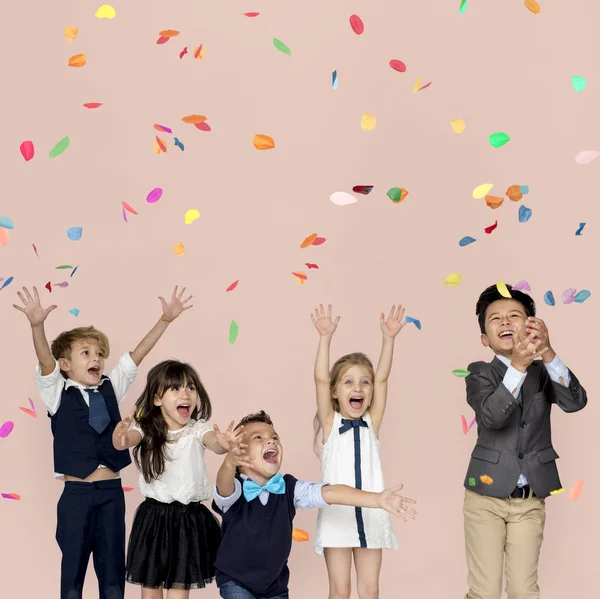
[212,411,416,599]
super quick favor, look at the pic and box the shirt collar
[495,354,510,367]
[64,376,107,392]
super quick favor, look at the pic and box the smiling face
[332,364,374,419]
[58,338,106,387]
[481,299,529,358]
[238,421,283,485]
[153,378,198,430]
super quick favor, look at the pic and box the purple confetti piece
[28,397,35,413]
[156,125,172,134]
[561,288,577,304]
[0,421,14,438]
[512,280,531,292]
[468,417,476,431]
[53,281,69,288]
[146,188,163,204]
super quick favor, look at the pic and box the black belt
[509,484,535,499]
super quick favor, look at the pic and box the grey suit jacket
[463,357,587,498]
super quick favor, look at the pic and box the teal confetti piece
[572,76,587,92]
[0,276,14,291]
[544,291,555,306]
[174,138,185,151]
[229,320,239,344]
[0,216,14,229]
[459,0,467,13]
[459,236,476,247]
[520,185,529,194]
[575,222,586,235]
[453,369,470,378]
[49,136,70,159]
[69,308,80,317]
[489,132,510,148]
[66,227,82,241]
[405,316,421,330]
[518,205,532,223]
[273,38,291,56]
[574,290,591,303]
[332,70,338,90]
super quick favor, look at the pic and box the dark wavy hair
[133,360,212,484]
[475,283,536,334]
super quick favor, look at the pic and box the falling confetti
[173,243,185,256]
[445,273,462,286]
[292,529,309,542]
[524,0,541,14]
[273,38,291,55]
[489,132,510,148]
[69,308,80,317]
[332,70,338,90]
[387,187,409,203]
[195,122,211,132]
[485,195,504,210]
[1,494,21,500]
[575,222,586,235]
[95,5,116,18]
[122,201,138,223]
[484,221,498,234]
[518,205,532,223]
[352,186,373,195]
[226,280,239,292]
[244,12,260,18]
[349,15,364,35]
[305,263,319,269]
[312,237,326,246]
[572,76,587,92]
[45,282,52,293]
[64,26,78,42]
[229,320,239,344]
[0,228,8,247]
[520,185,529,194]
[182,114,207,124]
[459,236,476,247]
[155,136,167,153]
[506,185,523,202]
[0,276,14,291]
[49,136,70,159]
[453,369,470,377]
[83,103,102,109]
[20,141,34,161]
[159,29,180,38]
[417,81,432,92]
[544,291,556,306]
[550,488,565,495]
[68,54,87,67]
[0,421,14,438]
[450,119,465,134]
[405,316,421,330]
[461,415,468,435]
[19,397,36,418]
[193,45,205,59]
[330,192,357,206]
[146,188,163,203]
[569,480,584,501]
[300,234,318,248]
[174,138,185,151]
[574,290,591,303]
[185,209,200,224]
[253,134,275,150]
[66,227,82,241]
[496,281,512,298]
[480,475,494,485]
[389,59,406,72]
[574,150,599,165]
[473,184,493,199]
[360,113,376,131]
[179,47,188,58]
[562,289,577,304]
[154,124,172,133]
[513,280,531,292]
[292,271,308,284]
[459,0,468,13]
[71,266,79,277]
[0,217,13,229]
[468,477,476,487]
[123,487,134,492]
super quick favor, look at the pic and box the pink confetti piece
[226,280,239,292]
[569,479,584,501]
[512,280,531,292]
[349,14,364,35]
[0,421,15,438]
[417,81,432,91]
[1,493,21,500]
[561,288,577,304]
[461,415,468,435]
[20,141,34,161]
[574,150,599,165]
[146,188,163,204]
[389,59,406,72]
[123,487,134,492]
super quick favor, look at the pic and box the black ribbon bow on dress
[339,417,368,434]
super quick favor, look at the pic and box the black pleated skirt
[126,497,221,590]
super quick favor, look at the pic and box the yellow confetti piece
[360,113,376,131]
[480,474,494,485]
[413,75,422,93]
[95,5,116,19]
[472,184,494,199]
[135,407,144,419]
[193,46,205,59]
[444,273,462,286]
[293,271,307,285]
[450,119,465,134]
[496,281,512,298]
[153,137,167,154]
[524,0,541,14]
[173,242,185,256]
[550,488,564,495]
[184,209,200,224]
[63,27,78,42]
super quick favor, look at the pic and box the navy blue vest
[212,473,298,597]
[48,377,132,479]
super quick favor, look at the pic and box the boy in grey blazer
[463,283,587,599]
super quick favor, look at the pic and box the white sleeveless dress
[314,411,399,554]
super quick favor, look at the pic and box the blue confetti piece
[174,137,184,151]
[0,216,14,229]
[0,276,14,291]
[575,222,586,236]
[574,290,591,303]
[405,316,422,330]
[543,291,555,306]
[67,227,82,241]
[70,265,79,278]
[69,308,80,317]
[520,185,529,194]
[459,236,476,247]
[332,70,338,90]
[519,205,532,223]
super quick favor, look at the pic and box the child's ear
[153,394,163,407]
[480,334,490,348]
[58,357,71,372]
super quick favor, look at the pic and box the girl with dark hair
[112,360,241,598]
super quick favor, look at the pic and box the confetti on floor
[0,421,15,438]
[569,480,584,501]
[66,227,82,241]
[229,320,239,344]
[253,134,275,150]
[330,192,357,206]
[572,76,587,92]
[20,141,34,161]
[292,529,309,542]
[489,132,510,148]
[574,150,599,165]
[49,136,70,159]
[445,273,462,286]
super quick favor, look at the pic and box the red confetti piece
[32,243,39,258]
[292,271,307,280]
[123,487,134,492]
[179,47,188,59]
[244,12,259,17]
[19,408,36,418]
[305,263,319,269]
[122,201,138,215]
[156,36,170,44]
[20,141,34,161]
[154,124,172,133]
[226,280,239,292]
[155,136,167,153]
[1,493,21,500]
[461,415,468,435]
[484,221,498,234]
[389,59,406,72]
[195,122,211,132]
[45,281,52,293]
[352,185,373,195]
[83,103,102,109]
[417,81,432,91]
[311,237,326,246]
[349,15,364,35]
[193,44,203,59]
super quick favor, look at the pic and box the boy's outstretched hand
[378,484,417,522]
[13,286,57,325]
[159,286,193,322]
[380,304,406,338]
[213,421,245,453]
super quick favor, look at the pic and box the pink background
[0,1,598,597]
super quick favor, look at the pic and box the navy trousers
[56,479,126,599]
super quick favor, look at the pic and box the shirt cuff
[503,365,527,397]
[213,478,242,513]
[543,355,571,385]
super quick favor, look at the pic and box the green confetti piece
[229,320,239,344]
[55,265,73,269]
[387,187,401,202]
[459,0,467,13]
[453,369,470,377]
[49,136,70,159]
[273,38,291,56]
[572,76,587,92]
[468,477,476,487]
[489,132,510,148]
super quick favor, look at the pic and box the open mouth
[499,331,514,340]
[349,396,364,410]
[88,366,101,377]
[176,404,191,418]
[263,448,278,465]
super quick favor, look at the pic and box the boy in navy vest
[14,284,193,599]
[212,410,417,599]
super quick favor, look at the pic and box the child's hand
[377,484,417,522]
[511,325,548,372]
[310,304,340,337]
[525,317,554,356]
[380,304,406,338]
[114,406,136,450]
[13,286,57,326]
[159,286,193,322]
[213,421,245,452]
[225,440,251,469]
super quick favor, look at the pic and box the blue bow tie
[339,417,368,434]
[243,473,286,502]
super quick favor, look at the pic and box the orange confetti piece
[159,29,180,37]
[292,528,310,542]
[173,242,185,256]
[1,493,21,500]
[193,45,205,59]
[292,271,307,284]
[154,124,172,133]
[182,114,207,124]
[524,0,541,14]
[569,479,584,501]
[506,185,523,202]
[485,195,504,210]
[153,137,167,154]
[0,228,9,247]
[480,475,494,485]
[253,134,275,150]
[68,54,87,67]
[63,27,78,42]
[300,233,318,248]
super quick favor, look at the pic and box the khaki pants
[463,488,546,599]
